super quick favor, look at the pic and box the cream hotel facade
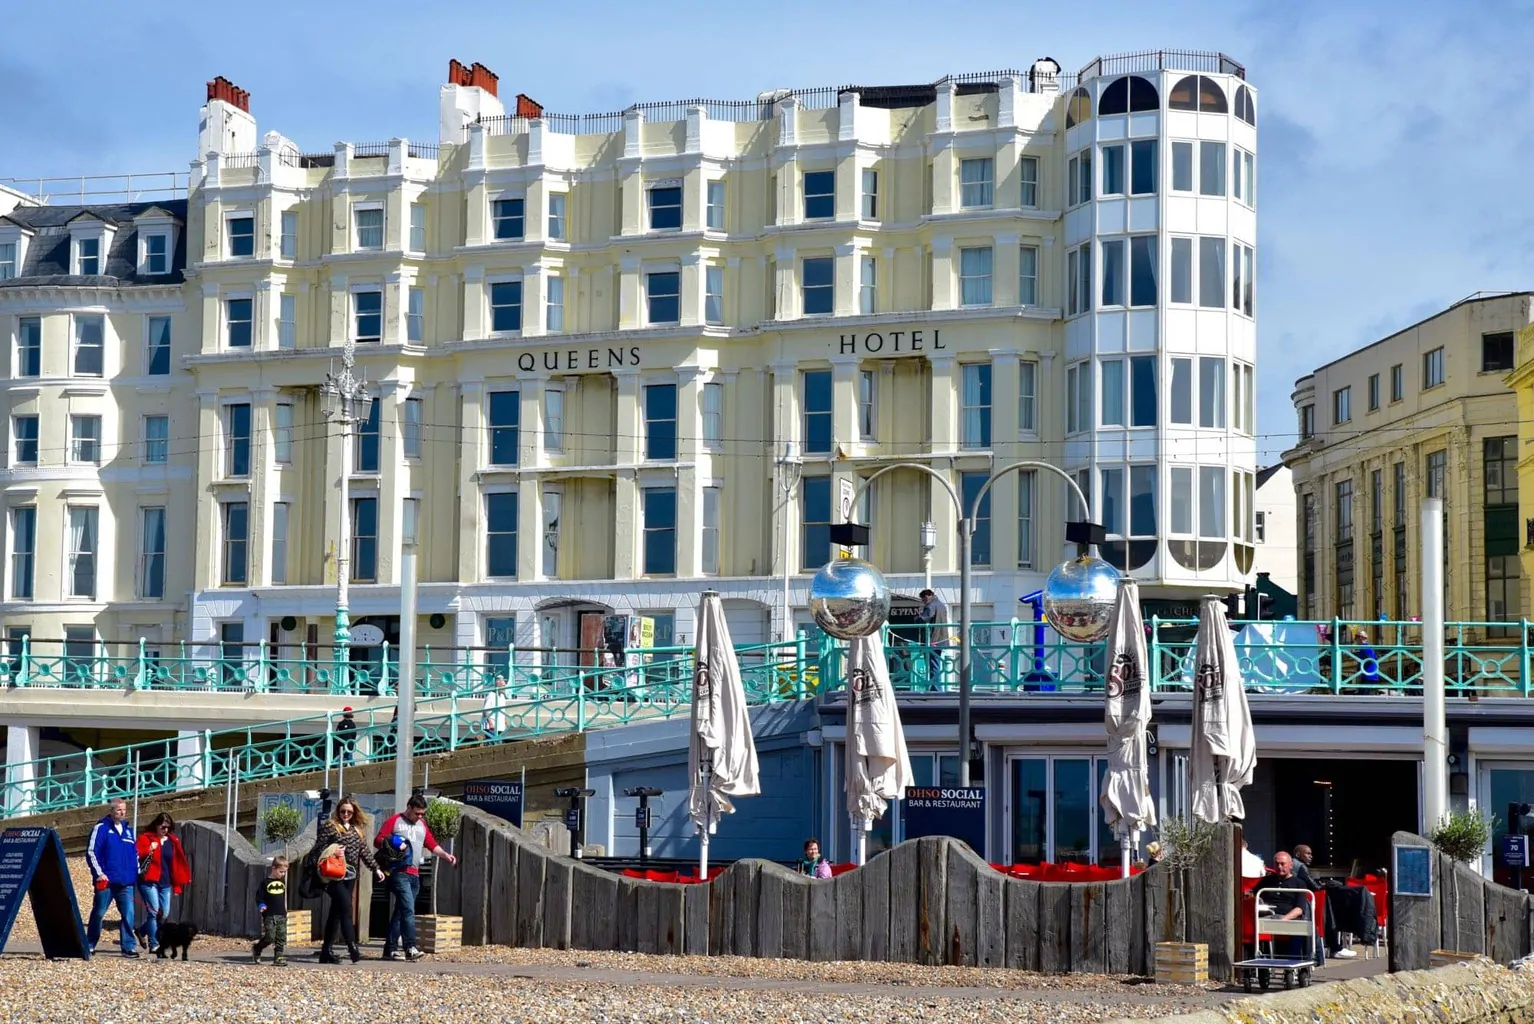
[1,52,1260,660]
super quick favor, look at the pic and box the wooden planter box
[417,915,461,954]
[1154,941,1209,985]
[1430,950,1483,968]
[286,910,312,943]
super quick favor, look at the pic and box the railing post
[795,629,807,700]
[202,729,213,789]
[449,695,460,750]
[577,670,587,731]
[1008,618,1022,690]
[1521,619,1531,698]
[136,638,149,691]
[17,634,29,687]
[83,748,95,806]
[257,639,270,694]
[1330,617,1344,693]
[1149,616,1162,690]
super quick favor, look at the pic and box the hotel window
[143,414,168,465]
[354,290,382,343]
[537,388,562,452]
[1199,467,1226,539]
[68,506,98,598]
[487,391,520,466]
[803,170,835,220]
[547,193,566,241]
[493,198,525,240]
[485,492,518,577]
[707,180,726,230]
[803,370,833,454]
[224,403,251,476]
[647,270,680,325]
[1299,403,1315,439]
[702,486,721,575]
[801,257,834,315]
[490,281,523,333]
[1367,373,1380,412]
[407,287,425,342]
[1482,331,1515,373]
[801,476,831,570]
[1169,237,1193,303]
[1101,358,1125,426]
[12,415,37,465]
[1333,385,1351,425]
[1394,461,1406,527]
[271,502,289,585]
[642,487,677,575]
[140,507,165,599]
[222,502,248,582]
[273,403,292,463]
[224,297,253,349]
[542,488,561,578]
[1066,243,1091,316]
[1018,361,1037,433]
[1101,239,1126,305]
[1390,363,1404,402]
[1170,358,1192,424]
[1255,510,1267,543]
[1195,357,1225,429]
[645,383,677,460]
[351,497,377,582]
[704,266,724,325]
[1371,469,1385,534]
[74,315,104,375]
[278,294,296,349]
[1102,144,1126,196]
[1233,243,1255,315]
[227,215,254,258]
[355,399,380,473]
[1129,235,1156,306]
[403,397,422,458]
[1016,470,1036,568]
[279,210,298,259]
[962,362,992,449]
[960,157,994,208]
[1066,362,1091,434]
[1423,347,1445,389]
[859,255,876,315]
[959,246,993,306]
[545,276,565,333]
[1198,238,1225,309]
[0,242,15,279]
[70,415,101,465]
[648,183,682,230]
[1488,554,1519,631]
[961,472,993,567]
[143,233,169,275]
[17,316,40,377]
[1019,156,1039,208]
[1199,142,1226,197]
[1066,150,1092,206]
[1018,246,1038,306]
[858,370,876,441]
[1172,141,1194,192]
[10,507,35,599]
[1130,139,1157,195]
[1130,356,1157,427]
[1233,148,1256,205]
[409,203,426,251]
[137,316,170,377]
[701,382,723,448]
[354,206,384,250]
[76,236,102,276]
[861,169,878,220]
[1335,479,1354,541]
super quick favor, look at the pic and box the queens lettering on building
[836,329,945,356]
[514,346,644,373]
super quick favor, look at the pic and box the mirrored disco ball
[809,557,891,640]
[1042,555,1120,644]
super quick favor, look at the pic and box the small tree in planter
[259,803,303,859]
[1151,815,1221,984]
[418,797,464,953]
[1429,808,1496,863]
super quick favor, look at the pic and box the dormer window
[132,207,180,277]
[77,237,101,276]
[0,242,15,280]
[143,234,169,275]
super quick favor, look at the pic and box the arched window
[1169,75,1228,114]
[1097,76,1159,116]
[1234,85,1256,126]
[1065,87,1092,129]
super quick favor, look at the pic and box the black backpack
[297,844,324,900]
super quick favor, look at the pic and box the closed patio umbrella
[688,591,761,876]
[846,632,914,865]
[1101,580,1156,877]
[1190,596,1257,823]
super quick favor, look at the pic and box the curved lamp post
[810,460,1118,789]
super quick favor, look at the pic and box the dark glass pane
[485,493,518,577]
[491,282,523,332]
[1127,76,1159,112]
[1197,76,1228,113]
[1130,356,1157,426]
[1012,758,1048,863]
[643,488,677,574]
[1053,759,1092,864]
[1097,77,1128,116]
[649,188,682,230]
[645,384,677,460]
[803,171,835,219]
[962,472,991,567]
[1168,75,1198,109]
[802,476,831,568]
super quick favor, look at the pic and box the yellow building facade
[1510,319,1534,593]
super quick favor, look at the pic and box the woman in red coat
[135,813,192,953]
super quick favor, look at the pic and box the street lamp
[321,340,370,694]
[919,520,938,592]
[776,441,803,641]
[810,461,1116,788]
[393,498,420,809]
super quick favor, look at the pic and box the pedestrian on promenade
[314,796,385,964]
[336,708,358,765]
[252,856,290,966]
[797,838,832,879]
[86,797,140,957]
[375,794,458,961]
[917,590,951,686]
[134,812,191,954]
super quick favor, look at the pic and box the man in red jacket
[375,794,457,960]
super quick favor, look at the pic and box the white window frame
[960,157,995,209]
[861,168,879,220]
[407,286,425,342]
[12,414,38,466]
[353,202,385,251]
[545,275,565,333]
[859,255,876,315]
[74,235,103,276]
[1018,245,1038,306]
[278,293,296,349]
[223,402,252,478]
[271,502,290,585]
[140,231,170,275]
[139,506,166,600]
[484,487,519,579]
[145,315,172,375]
[1016,470,1036,569]
[702,485,721,576]
[66,505,99,600]
[224,211,255,260]
[704,265,724,326]
[274,403,293,463]
[543,387,565,452]
[1018,156,1039,209]
[279,209,298,259]
[409,202,427,252]
[645,265,682,325]
[1018,361,1038,435]
[548,192,567,241]
[225,294,254,349]
[541,486,563,578]
[143,414,169,465]
[72,314,105,376]
[647,180,683,232]
[701,381,723,450]
[15,316,40,377]
[9,506,36,600]
[706,180,726,231]
[352,288,383,344]
[491,195,526,241]
[958,246,994,307]
[487,276,525,336]
[857,369,877,442]
[0,240,17,280]
[801,255,834,316]
[402,397,422,459]
[803,170,835,220]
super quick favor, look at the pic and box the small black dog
[155,921,198,961]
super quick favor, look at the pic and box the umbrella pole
[1121,827,1134,879]
[854,815,867,867]
[699,829,709,878]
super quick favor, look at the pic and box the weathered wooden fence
[1389,831,1534,971]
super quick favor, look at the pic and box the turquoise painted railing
[4,618,1533,818]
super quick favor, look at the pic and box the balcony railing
[1077,50,1246,82]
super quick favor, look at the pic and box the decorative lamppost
[321,340,370,693]
[809,461,1118,788]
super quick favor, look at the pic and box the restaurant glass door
[1007,755,1119,866]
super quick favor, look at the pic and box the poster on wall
[902,786,987,858]
[255,792,395,856]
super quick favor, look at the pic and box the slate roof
[0,199,188,288]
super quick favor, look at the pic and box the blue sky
[3,0,1531,462]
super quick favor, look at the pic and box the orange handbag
[317,843,348,881]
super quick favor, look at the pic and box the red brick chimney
[206,76,250,113]
[447,59,499,98]
[515,94,544,118]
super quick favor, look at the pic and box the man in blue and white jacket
[86,797,139,957]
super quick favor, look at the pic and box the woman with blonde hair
[314,796,385,963]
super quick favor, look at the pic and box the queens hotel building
[1,53,1259,661]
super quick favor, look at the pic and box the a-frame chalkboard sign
[0,827,89,959]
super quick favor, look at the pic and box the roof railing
[0,172,189,205]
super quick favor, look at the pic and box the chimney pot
[206,76,251,114]
[515,93,543,119]
[448,59,499,97]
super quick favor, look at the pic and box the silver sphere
[808,557,891,640]
[1042,555,1120,644]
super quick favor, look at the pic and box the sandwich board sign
[0,827,89,959]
